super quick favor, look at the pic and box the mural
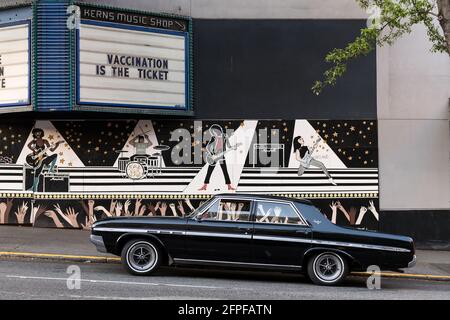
[0,119,379,230]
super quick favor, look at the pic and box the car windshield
[187,197,216,217]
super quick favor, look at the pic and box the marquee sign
[76,7,191,113]
[0,21,30,108]
[79,5,188,32]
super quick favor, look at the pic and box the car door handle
[237,227,252,234]
[296,229,311,235]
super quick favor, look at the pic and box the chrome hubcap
[127,242,157,272]
[314,253,343,282]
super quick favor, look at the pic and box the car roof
[213,193,313,205]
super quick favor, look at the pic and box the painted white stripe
[0,176,24,181]
[68,178,193,184]
[239,179,378,184]
[65,173,197,177]
[6,275,222,289]
[70,185,187,192]
[240,173,379,178]
[237,186,379,192]
[0,170,24,174]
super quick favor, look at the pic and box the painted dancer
[293,136,337,186]
[198,124,240,191]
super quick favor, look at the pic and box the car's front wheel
[307,252,348,286]
[121,239,161,276]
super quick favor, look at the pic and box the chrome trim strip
[90,234,107,253]
[408,255,417,268]
[309,239,411,253]
[254,235,311,244]
[173,258,302,270]
[186,231,251,240]
[93,227,410,253]
[93,227,186,235]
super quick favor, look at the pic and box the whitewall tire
[121,239,161,276]
[307,252,348,286]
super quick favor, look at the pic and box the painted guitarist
[198,124,241,191]
[293,136,337,186]
[26,128,63,191]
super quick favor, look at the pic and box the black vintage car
[90,194,416,286]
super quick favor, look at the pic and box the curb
[1,251,449,281]
[350,271,450,282]
[0,251,121,264]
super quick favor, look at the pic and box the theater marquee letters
[77,20,188,110]
[79,5,188,32]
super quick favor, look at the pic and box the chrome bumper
[408,254,417,268]
[90,234,107,253]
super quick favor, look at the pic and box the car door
[251,200,312,267]
[184,197,254,263]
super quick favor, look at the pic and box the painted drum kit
[116,145,170,180]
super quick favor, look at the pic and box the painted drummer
[129,135,153,160]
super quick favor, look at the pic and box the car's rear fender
[302,247,361,270]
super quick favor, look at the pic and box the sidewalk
[1,225,450,279]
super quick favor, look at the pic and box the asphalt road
[0,258,449,300]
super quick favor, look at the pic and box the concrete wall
[377,24,450,210]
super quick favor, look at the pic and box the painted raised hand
[160,202,168,216]
[368,200,379,221]
[138,205,147,217]
[44,210,64,228]
[64,207,80,228]
[169,203,178,217]
[184,198,195,211]
[115,202,123,216]
[134,198,143,216]
[335,201,351,222]
[81,215,97,230]
[329,201,338,224]
[124,199,131,216]
[177,201,186,217]
[14,201,29,224]
[355,206,368,225]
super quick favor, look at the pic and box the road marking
[6,275,222,289]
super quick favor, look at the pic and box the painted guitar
[206,143,243,166]
[26,140,64,168]
[300,138,321,168]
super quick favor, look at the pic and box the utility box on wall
[0,1,194,115]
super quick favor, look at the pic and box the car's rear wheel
[307,252,348,286]
[121,239,161,276]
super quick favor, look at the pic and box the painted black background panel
[380,210,450,247]
[193,19,376,119]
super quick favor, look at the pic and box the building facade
[0,0,448,245]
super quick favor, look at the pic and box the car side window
[255,201,305,225]
[198,199,251,222]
